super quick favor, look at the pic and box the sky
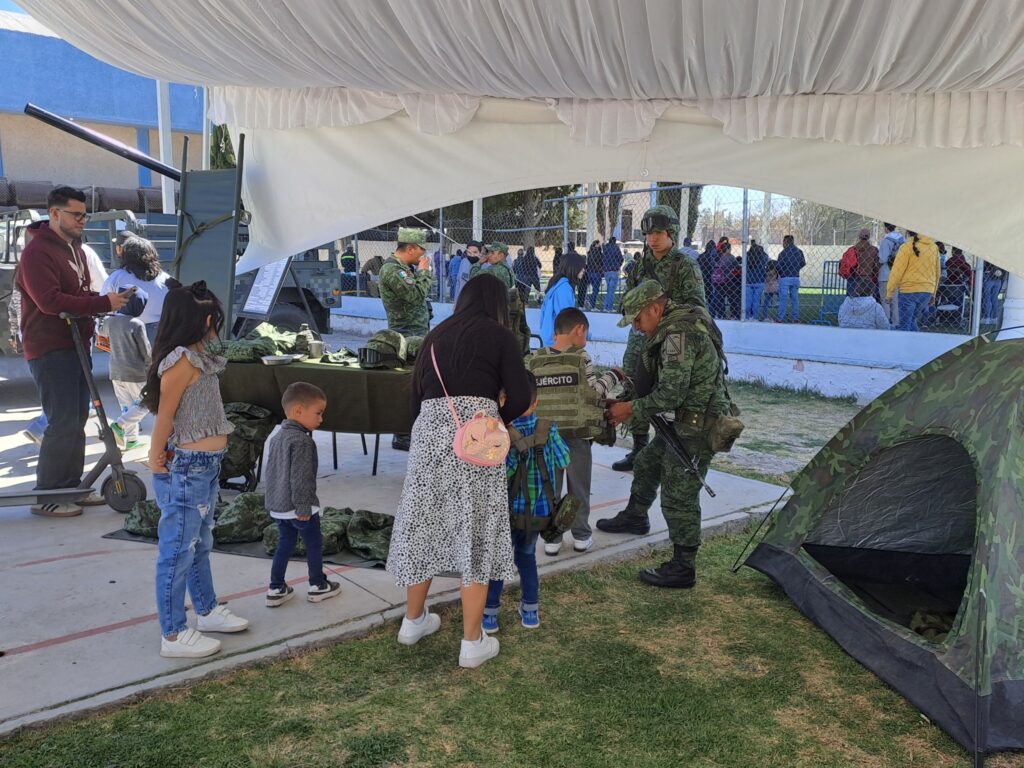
[0,2,24,12]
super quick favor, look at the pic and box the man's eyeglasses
[57,209,90,223]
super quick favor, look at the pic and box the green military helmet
[487,241,509,255]
[359,329,409,369]
[618,280,667,327]
[397,226,427,247]
[640,205,680,238]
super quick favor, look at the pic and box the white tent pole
[740,188,749,321]
[472,198,482,242]
[155,80,174,213]
[971,256,983,336]
[997,272,1024,340]
[201,87,211,171]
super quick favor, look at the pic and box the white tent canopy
[19,0,1024,272]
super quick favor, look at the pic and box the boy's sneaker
[397,610,441,645]
[543,539,562,556]
[307,580,341,603]
[31,502,82,518]
[196,604,249,633]
[160,628,221,658]
[518,604,540,629]
[266,585,295,607]
[482,614,500,634]
[110,423,126,449]
[573,536,594,553]
[459,634,500,668]
[124,439,147,452]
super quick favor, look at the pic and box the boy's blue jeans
[485,529,540,614]
[269,516,326,589]
[154,448,224,637]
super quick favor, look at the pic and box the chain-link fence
[340,184,1006,335]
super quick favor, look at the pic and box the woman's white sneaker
[573,536,594,552]
[459,634,500,668]
[160,628,221,658]
[196,605,249,633]
[397,610,441,645]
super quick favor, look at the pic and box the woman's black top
[411,318,532,423]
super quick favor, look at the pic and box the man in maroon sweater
[15,186,129,516]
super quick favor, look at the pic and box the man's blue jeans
[778,277,801,321]
[154,448,224,637]
[485,529,540,615]
[582,271,603,309]
[270,516,326,589]
[983,279,1002,320]
[898,292,932,331]
[745,283,764,319]
[603,271,620,311]
[27,348,90,489]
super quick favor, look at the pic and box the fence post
[972,256,984,336]
[437,206,445,301]
[563,198,570,252]
[740,188,749,321]
[472,198,483,242]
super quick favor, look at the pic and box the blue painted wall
[0,28,203,131]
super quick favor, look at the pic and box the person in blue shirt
[484,380,571,631]
[776,235,806,323]
[539,251,585,346]
[601,236,624,311]
[745,238,770,320]
[877,223,905,327]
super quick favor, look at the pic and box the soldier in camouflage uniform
[379,227,432,337]
[378,227,431,450]
[599,281,729,588]
[613,205,709,472]
[470,242,532,355]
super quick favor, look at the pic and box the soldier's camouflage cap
[397,227,427,246]
[618,280,666,327]
[486,242,509,254]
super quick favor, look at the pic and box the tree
[686,185,703,239]
[210,125,236,169]
[788,199,836,245]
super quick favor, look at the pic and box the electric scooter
[0,311,148,513]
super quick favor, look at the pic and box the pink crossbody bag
[430,345,511,467]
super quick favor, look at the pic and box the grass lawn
[3,535,1018,768]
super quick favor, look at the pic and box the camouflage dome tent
[745,335,1024,755]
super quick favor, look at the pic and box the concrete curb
[0,494,785,737]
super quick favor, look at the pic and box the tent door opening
[801,435,978,640]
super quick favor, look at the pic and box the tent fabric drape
[15,0,1024,272]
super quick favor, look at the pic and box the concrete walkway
[0,337,788,735]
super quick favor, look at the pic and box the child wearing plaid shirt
[484,384,570,631]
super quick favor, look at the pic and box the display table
[220,360,414,473]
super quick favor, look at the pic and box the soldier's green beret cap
[486,242,508,255]
[618,280,667,327]
[397,227,427,246]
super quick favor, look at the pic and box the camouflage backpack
[507,288,532,356]
[527,347,608,441]
[506,420,582,542]
[124,499,162,538]
[220,402,279,490]
[358,329,408,369]
[212,492,274,544]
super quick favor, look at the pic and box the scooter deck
[0,487,92,508]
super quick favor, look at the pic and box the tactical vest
[527,347,605,440]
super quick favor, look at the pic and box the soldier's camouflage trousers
[622,329,650,440]
[629,433,713,549]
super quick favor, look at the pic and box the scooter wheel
[103,472,148,513]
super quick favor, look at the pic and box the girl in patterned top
[141,280,249,659]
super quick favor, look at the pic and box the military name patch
[663,333,686,363]
[535,372,579,388]
[398,269,415,285]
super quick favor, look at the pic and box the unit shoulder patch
[662,332,686,364]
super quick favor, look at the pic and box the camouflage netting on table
[746,335,1024,754]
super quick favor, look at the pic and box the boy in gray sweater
[106,287,151,450]
[265,381,341,606]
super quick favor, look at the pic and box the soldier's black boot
[639,545,697,588]
[391,433,411,451]
[611,431,649,472]
[595,496,651,535]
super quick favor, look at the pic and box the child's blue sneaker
[518,605,540,629]
[482,613,500,634]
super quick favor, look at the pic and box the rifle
[650,414,716,497]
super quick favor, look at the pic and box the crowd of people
[10,184,1011,670]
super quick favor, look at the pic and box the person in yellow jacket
[885,232,940,332]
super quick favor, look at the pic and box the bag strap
[430,344,463,428]
[533,436,559,516]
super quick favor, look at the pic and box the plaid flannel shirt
[506,413,571,518]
